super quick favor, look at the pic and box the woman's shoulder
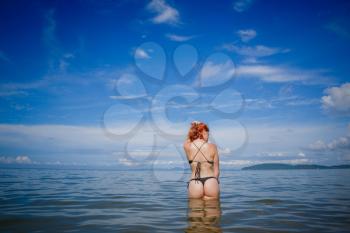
[206,142,218,150]
[183,139,191,149]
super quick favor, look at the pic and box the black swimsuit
[187,142,219,188]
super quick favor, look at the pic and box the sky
[0,0,350,169]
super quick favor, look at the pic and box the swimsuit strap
[192,142,213,163]
[188,142,214,180]
[188,142,206,179]
[190,141,206,162]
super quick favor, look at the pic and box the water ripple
[0,168,350,232]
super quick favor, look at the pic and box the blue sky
[0,0,350,169]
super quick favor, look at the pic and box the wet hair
[187,121,209,142]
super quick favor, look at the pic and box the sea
[1,167,350,233]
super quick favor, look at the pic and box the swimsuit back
[188,141,214,181]
[188,141,214,165]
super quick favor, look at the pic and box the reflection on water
[185,198,222,233]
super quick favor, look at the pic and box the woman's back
[183,121,220,200]
[187,140,215,178]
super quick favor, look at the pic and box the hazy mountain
[242,163,350,170]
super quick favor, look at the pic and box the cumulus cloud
[308,137,350,151]
[321,83,350,115]
[236,29,257,42]
[306,123,350,164]
[146,0,180,25]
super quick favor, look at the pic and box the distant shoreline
[242,163,350,170]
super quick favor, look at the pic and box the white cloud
[0,65,128,97]
[321,83,350,115]
[245,95,319,110]
[235,122,342,164]
[165,33,194,42]
[220,158,310,167]
[110,95,150,100]
[245,97,274,109]
[220,36,332,86]
[146,0,180,25]
[0,121,344,167]
[218,147,232,155]
[200,60,235,85]
[233,0,255,12]
[0,155,32,164]
[223,44,290,57]
[0,124,121,152]
[236,64,331,84]
[0,122,180,161]
[269,158,310,164]
[221,160,254,166]
[308,137,350,151]
[135,48,151,59]
[42,9,76,73]
[118,158,139,166]
[305,124,350,164]
[15,155,32,164]
[308,140,328,150]
[256,151,288,157]
[237,29,257,42]
[285,98,320,106]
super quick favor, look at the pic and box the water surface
[1,168,350,232]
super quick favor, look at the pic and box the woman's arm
[183,139,191,158]
[213,144,220,179]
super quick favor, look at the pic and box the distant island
[241,163,350,170]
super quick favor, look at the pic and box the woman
[183,121,220,200]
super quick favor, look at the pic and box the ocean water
[1,167,350,233]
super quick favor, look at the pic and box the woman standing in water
[183,121,220,200]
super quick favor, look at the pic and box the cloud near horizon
[321,83,350,115]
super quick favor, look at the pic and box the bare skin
[183,131,220,200]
